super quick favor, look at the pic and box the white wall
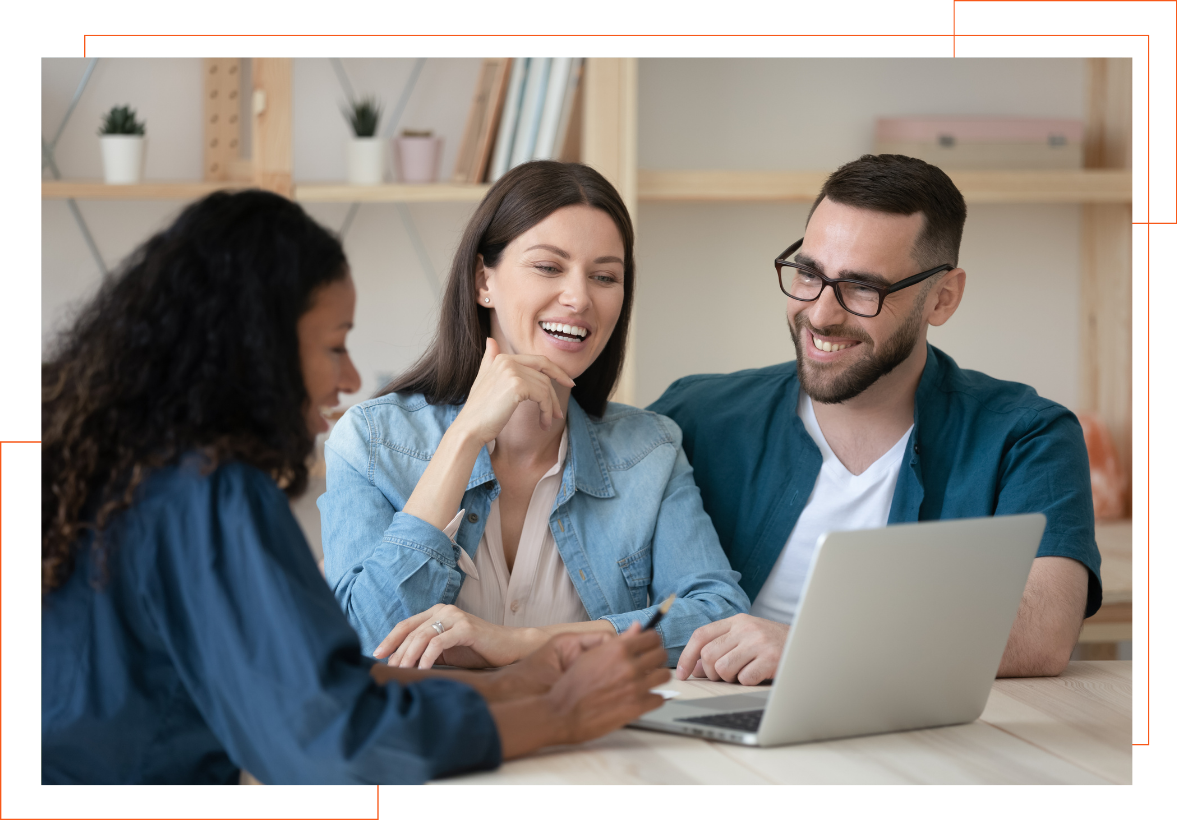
[43,57,1092,412]
[634,58,1088,409]
[43,59,204,352]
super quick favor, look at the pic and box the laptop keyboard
[674,709,764,733]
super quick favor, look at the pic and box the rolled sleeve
[319,407,464,654]
[997,407,1103,617]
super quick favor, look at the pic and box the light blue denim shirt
[319,393,750,664]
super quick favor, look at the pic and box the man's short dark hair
[807,154,968,269]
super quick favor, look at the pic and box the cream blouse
[440,429,590,627]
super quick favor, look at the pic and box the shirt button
[510,600,520,613]
[914,444,921,455]
[468,513,479,523]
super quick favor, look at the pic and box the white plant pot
[394,136,443,183]
[100,135,146,185]
[346,137,387,185]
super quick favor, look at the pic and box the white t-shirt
[749,393,913,625]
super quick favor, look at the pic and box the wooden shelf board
[638,169,1132,204]
[47,172,1128,205]
[42,180,251,200]
[293,183,492,203]
[43,180,494,204]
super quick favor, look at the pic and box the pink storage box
[875,117,1084,170]
[876,118,1083,144]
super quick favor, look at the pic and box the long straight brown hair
[381,161,635,417]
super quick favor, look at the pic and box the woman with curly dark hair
[41,189,668,785]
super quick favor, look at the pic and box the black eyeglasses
[774,238,953,318]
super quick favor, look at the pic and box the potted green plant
[343,97,385,185]
[99,105,146,184]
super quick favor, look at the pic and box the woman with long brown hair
[41,189,669,784]
[319,161,749,669]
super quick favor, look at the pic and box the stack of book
[452,58,585,185]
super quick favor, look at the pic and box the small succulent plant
[98,105,146,136]
[344,97,382,138]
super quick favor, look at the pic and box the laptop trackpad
[675,693,770,713]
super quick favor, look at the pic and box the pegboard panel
[203,58,242,181]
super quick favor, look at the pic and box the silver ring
[431,621,445,636]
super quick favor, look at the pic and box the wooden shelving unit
[638,169,1133,204]
[42,180,252,200]
[41,57,1134,440]
[44,170,1132,206]
[41,180,491,204]
[293,182,491,203]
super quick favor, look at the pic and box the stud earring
[484,297,490,303]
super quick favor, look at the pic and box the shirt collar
[561,398,615,500]
[912,342,944,439]
[449,398,613,498]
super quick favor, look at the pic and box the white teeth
[542,322,587,339]
[814,337,848,353]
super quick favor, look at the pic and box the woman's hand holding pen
[537,623,670,746]
[490,623,671,758]
[483,630,615,700]
[372,622,669,758]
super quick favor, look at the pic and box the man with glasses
[650,154,1101,686]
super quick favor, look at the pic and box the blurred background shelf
[41,179,495,203]
[637,169,1132,204]
[293,182,491,203]
[48,170,1131,205]
[41,179,251,200]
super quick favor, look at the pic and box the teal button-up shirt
[649,344,1102,618]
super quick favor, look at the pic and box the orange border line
[949,0,1169,748]
[1145,225,1150,747]
[14,11,1168,808]
[2,434,383,811]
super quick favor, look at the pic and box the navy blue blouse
[41,457,502,784]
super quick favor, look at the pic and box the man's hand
[676,614,790,686]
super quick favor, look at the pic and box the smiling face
[298,274,361,435]
[787,198,937,404]
[477,204,626,379]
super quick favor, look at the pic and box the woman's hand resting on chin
[453,337,576,442]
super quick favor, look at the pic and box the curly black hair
[42,189,348,596]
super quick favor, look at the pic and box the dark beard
[789,304,924,404]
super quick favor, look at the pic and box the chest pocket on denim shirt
[617,545,653,610]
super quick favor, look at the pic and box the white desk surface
[439,660,1130,785]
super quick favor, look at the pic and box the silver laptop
[633,514,1045,746]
